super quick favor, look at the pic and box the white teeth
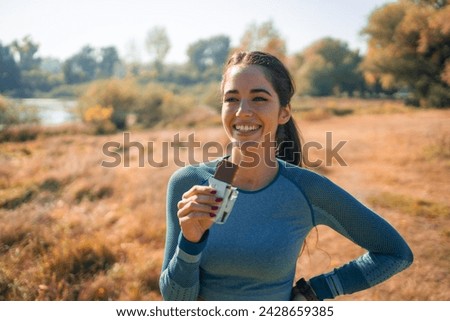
[234,125,260,132]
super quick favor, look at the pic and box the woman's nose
[236,99,253,117]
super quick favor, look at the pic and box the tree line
[0,0,449,107]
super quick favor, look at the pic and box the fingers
[177,185,223,220]
[182,185,217,201]
[177,194,222,210]
[178,211,217,223]
[178,185,222,209]
[177,200,219,219]
[177,185,221,243]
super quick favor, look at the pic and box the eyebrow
[224,88,272,96]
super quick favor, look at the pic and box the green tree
[41,57,62,74]
[0,43,21,92]
[187,35,230,80]
[11,36,41,71]
[361,0,450,107]
[63,45,97,84]
[98,46,120,78]
[295,38,364,96]
[10,36,48,96]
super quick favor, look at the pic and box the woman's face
[221,64,291,147]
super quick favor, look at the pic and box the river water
[14,98,80,125]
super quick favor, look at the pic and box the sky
[0,0,394,64]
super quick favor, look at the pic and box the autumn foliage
[361,0,450,107]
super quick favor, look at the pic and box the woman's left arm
[299,171,414,300]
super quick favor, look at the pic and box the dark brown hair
[222,51,303,166]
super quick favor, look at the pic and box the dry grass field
[0,99,449,300]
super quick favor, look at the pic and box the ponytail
[276,117,303,167]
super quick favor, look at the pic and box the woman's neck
[230,146,279,191]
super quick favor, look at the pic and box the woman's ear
[278,104,292,125]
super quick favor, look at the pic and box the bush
[77,79,138,130]
[82,104,116,134]
[0,95,42,142]
[77,79,199,131]
[135,83,196,128]
[0,95,40,126]
[134,83,167,128]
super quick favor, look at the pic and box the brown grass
[0,98,449,300]
[294,106,450,301]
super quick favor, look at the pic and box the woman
[159,51,413,301]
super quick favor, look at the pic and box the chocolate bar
[214,159,238,184]
[208,159,239,224]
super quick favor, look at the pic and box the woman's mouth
[233,124,262,133]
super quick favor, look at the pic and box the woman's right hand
[177,185,223,243]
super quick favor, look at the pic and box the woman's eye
[253,96,267,102]
[224,97,238,103]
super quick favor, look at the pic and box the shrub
[47,239,116,280]
[38,238,117,300]
[78,79,138,130]
[82,104,116,134]
[0,95,40,126]
[134,83,167,128]
[0,124,42,142]
[0,268,14,300]
[76,79,203,130]
[136,83,196,128]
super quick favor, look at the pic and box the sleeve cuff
[178,230,209,256]
[309,275,333,300]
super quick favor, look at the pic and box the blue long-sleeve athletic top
[159,158,413,301]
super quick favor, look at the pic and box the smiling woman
[221,51,302,168]
[159,51,413,301]
[222,67,287,136]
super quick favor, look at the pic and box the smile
[233,124,262,133]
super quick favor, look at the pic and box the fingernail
[211,206,219,210]
[210,190,217,194]
[209,213,216,217]
[215,198,223,202]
